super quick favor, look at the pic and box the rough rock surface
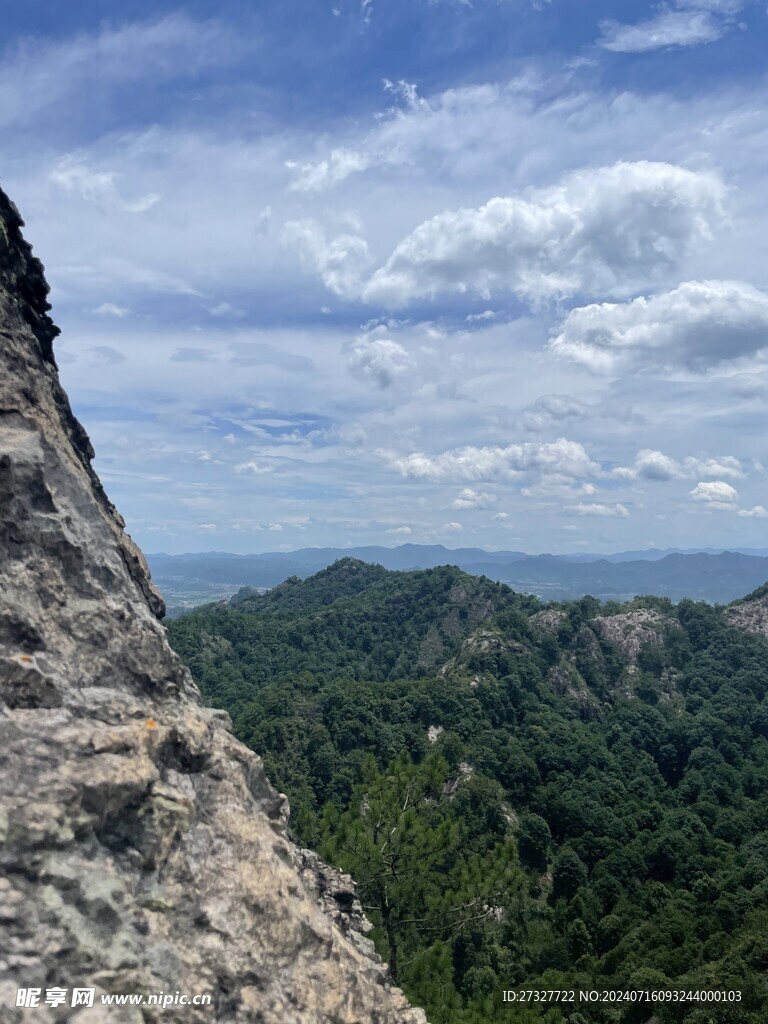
[439,628,525,679]
[0,188,427,1023]
[593,608,665,661]
[726,592,768,638]
[529,609,565,634]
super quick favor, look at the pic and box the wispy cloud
[0,14,245,128]
[599,10,723,52]
[51,156,160,213]
[599,0,744,54]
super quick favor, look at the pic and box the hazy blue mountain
[148,545,768,612]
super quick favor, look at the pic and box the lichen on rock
[0,188,426,1024]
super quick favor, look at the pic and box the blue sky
[3,0,768,554]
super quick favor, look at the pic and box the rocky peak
[0,188,426,1023]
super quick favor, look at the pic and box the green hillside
[167,561,768,1024]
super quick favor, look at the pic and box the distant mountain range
[147,544,768,612]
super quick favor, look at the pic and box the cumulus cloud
[551,281,768,373]
[567,502,630,518]
[615,449,743,481]
[51,156,161,213]
[688,456,744,479]
[737,505,768,518]
[521,394,590,433]
[386,525,412,535]
[690,480,739,507]
[443,521,463,531]
[359,162,723,307]
[451,488,497,509]
[284,219,371,298]
[235,461,273,475]
[347,336,413,388]
[619,449,685,481]
[599,10,724,53]
[384,438,600,483]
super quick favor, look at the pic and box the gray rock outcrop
[0,187,426,1024]
[726,590,768,638]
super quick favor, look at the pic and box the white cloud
[443,521,463,531]
[737,505,768,518]
[347,336,413,388]
[617,449,685,481]
[567,502,630,518]
[209,302,245,319]
[235,461,273,475]
[386,525,412,535]
[615,449,743,481]
[287,148,372,191]
[385,438,600,483]
[93,302,131,318]
[451,488,497,509]
[690,480,739,507]
[358,162,724,307]
[521,394,590,433]
[382,79,426,111]
[687,456,744,479]
[599,10,724,53]
[551,281,768,373]
[284,219,372,299]
[51,156,160,213]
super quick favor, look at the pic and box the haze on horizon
[4,0,768,556]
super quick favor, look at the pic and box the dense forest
[167,559,768,1023]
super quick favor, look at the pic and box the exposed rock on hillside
[726,590,768,638]
[0,188,426,1023]
[529,608,565,633]
[593,608,666,661]
[439,628,525,680]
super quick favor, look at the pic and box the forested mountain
[167,561,768,1024]
[149,546,768,612]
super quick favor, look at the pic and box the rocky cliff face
[0,188,426,1024]
[726,589,768,638]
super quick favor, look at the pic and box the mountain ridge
[148,546,768,612]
